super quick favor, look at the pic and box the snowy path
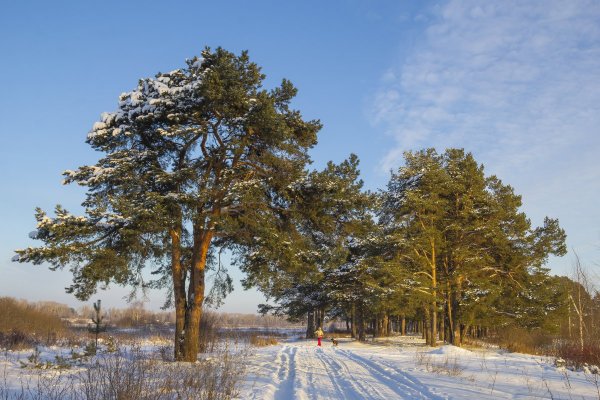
[243,342,440,400]
[237,337,600,400]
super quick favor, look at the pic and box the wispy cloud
[371,0,600,269]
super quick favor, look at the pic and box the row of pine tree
[13,48,596,362]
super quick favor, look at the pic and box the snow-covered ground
[2,335,599,399]
[239,336,600,399]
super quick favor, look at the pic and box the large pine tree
[241,155,374,337]
[14,47,320,361]
[381,148,567,345]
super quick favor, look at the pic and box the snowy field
[239,336,600,400]
[2,335,600,399]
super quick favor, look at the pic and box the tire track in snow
[294,346,343,400]
[273,345,297,400]
[337,348,448,400]
[311,348,350,399]
[372,355,457,398]
[315,347,382,400]
[317,347,408,399]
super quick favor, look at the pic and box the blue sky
[1,0,598,313]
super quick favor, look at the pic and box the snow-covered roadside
[2,336,599,399]
[238,336,600,399]
[0,337,243,399]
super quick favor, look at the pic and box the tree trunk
[181,228,212,362]
[568,302,572,339]
[170,226,186,361]
[430,302,437,347]
[451,276,463,346]
[569,293,585,351]
[318,307,325,331]
[351,303,357,339]
[446,282,455,345]
[306,310,315,339]
[430,240,438,347]
[401,315,406,336]
[423,308,431,345]
[358,305,366,341]
[385,313,391,337]
[374,315,381,337]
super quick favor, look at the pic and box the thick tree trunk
[446,285,456,345]
[181,228,212,362]
[385,313,391,337]
[401,315,406,336]
[430,302,437,346]
[453,324,461,346]
[447,276,463,346]
[306,310,315,339]
[357,305,366,341]
[318,307,325,331]
[374,315,381,338]
[423,308,431,345]
[170,226,186,361]
[351,303,357,339]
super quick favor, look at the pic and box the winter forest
[5,47,600,399]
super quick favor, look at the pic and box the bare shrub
[555,340,600,370]
[494,326,553,355]
[158,350,246,400]
[77,345,246,400]
[0,298,67,349]
[199,310,220,353]
[430,356,464,376]
[249,335,278,347]
[414,350,463,376]
[414,350,432,370]
[326,331,348,339]
[1,342,247,400]
[0,331,36,351]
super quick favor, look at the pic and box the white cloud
[372,0,600,273]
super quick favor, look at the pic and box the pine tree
[242,155,374,337]
[381,148,567,346]
[14,47,320,361]
[89,299,105,352]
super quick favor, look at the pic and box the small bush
[556,341,600,370]
[249,335,278,347]
[1,343,247,400]
[413,351,463,376]
[0,297,67,349]
[199,310,220,353]
[327,332,348,339]
[493,326,553,355]
[0,330,36,350]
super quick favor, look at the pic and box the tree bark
[430,239,438,347]
[318,307,325,331]
[351,303,357,339]
[384,313,390,337]
[401,315,406,336]
[357,305,366,341]
[375,315,381,338]
[439,312,445,342]
[306,310,315,339]
[181,227,212,362]
[170,225,186,361]
[423,308,431,345]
